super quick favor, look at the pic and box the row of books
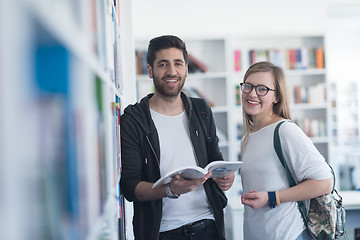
[249,49,282,67]
[248,46,325,70]
[135,51,209,75]
[137,46,324,76]
[292,83,326,104]
[294,118,327,138]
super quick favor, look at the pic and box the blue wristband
[268,191,276,209]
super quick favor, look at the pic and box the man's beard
[152,74,185,97]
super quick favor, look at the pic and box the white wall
[131,0,327,39]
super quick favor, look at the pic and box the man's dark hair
[147,35,188,68]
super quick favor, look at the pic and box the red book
[288,49,297,69]
[136,51,143,75]
[188,54,208,72]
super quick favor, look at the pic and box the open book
[152,161,243,189]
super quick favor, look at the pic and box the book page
[152,166,206,189]
[206,161,243,178]
[152,161,243,188]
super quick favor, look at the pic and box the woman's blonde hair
[241,61,291,152]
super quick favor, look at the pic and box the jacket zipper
[145,135,160,166]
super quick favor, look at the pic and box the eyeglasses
[239,83,276,96]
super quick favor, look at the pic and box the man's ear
[147,64,153,78]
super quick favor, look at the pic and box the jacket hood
[123,92,194,135]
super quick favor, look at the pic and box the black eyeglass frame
[239,82,276,96]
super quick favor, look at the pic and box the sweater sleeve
[120,114,144,202]
[278,121,332,183]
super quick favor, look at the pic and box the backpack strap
[274,121,296,187]
[191,98,211,144]
[273,121,309,224]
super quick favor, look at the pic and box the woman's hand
[241,190,268,210]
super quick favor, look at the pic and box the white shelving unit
[0,0,135,240]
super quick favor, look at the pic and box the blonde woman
[239,61,333,240]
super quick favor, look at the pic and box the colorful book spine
[234,50,241,72]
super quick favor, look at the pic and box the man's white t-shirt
[150,109,214,232]
[240,120,332,240]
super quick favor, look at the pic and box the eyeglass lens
[241,83,269,96]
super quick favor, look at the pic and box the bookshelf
[0,0,135,240]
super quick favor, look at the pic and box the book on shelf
[183,87,215,106]
[295,49,302,69]
[235,85,241,106]
[95,77,108,211]
[152,161,243,189]
[234,49,241,72]
[300,47,309,69]
[237,123,244,140]
[248,49,281,66]
[188,54,208,73]
[114,0,121,27]
[294,118,327,138]
[316,47,324,69]
[136,50,147,75]
[287,49,297,69]
[104,3,115,71]
[249,49,269,65]
[114,35,123,90]
[293,83,325,104]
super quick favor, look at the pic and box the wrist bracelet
[275,191,280,206]
[268,191,276,209]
